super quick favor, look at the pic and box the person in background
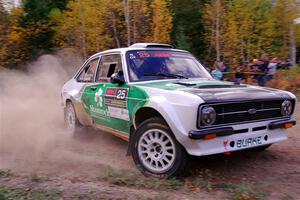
[250,59,261,83]
[234,62,244,83]
[259,53,270,86]
[250,58,266,86]
[218,61,228,80]
[211,61,223,80]
[206,66,212,73]
[260,53,270,70]
[285,59,292,69]
[267,57,278,81]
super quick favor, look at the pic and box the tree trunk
[111,10,121,48]
[123,0,131,46]
[215,0,221,62]
[289,25,296,66]
[78,0,87,58]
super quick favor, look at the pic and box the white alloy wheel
[138,129,176,173]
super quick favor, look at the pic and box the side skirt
[93,123,129,141]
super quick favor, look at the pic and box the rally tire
[64,102,82,134]
[131,117,187,177]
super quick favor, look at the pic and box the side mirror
[110,71,125,85]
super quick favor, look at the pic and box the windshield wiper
[144,72,188,79]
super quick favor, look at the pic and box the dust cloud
[0,51,84,173]
[0,51,132,177]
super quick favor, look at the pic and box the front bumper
[181,119,295,156]
[188,119,296,139]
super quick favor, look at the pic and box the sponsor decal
[236,136,262,148]
[138,52,150,58]
[94,88,104,107]
[103,87,130,121]
[107,106,129,121]
[223,140,229,150]
[129,53,136,59]
[106,88,116,96]
[90,105,106,116]
[154,53,170,57]
[105,88,128,109]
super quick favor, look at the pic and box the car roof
[88,43,189,59]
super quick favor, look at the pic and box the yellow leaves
[8,30,22,42]
[53,0,113,57]
[152,0,173,44]
[53,0,174,56]
[204,0,281,66]
[49,8,63,23]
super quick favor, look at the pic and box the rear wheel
[131,117,187,177]
[64,102,82,133]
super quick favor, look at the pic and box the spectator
[211,61,223,80]
[260,53,270,71]
[250,58,267,86]
[234,63,244,83]
[267,57,278,81]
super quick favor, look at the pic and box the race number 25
[116,89,128,100]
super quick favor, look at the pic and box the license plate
[235,136,263,149]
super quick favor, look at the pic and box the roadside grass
[141,194,169,200]
[214,181,267,200]
[0,186,61,200]
[98,166,182,191]
[27,173,49,183]
[183,169,215,192]
[280,194,295,200]
[277,66,300,81]
[73,193,100,200]
[99,166,267,200]
[73,193,168,200]
[267,65,300,95]
[0,170,13,178]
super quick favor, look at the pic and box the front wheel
[131,117,187,177]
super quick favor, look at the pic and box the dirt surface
[0,55,299,199]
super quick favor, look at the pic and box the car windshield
[126,50,211,82]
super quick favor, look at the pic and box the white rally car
[61,43,296,176]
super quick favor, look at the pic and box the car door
[75,57,100,124]
[82,54,131,134]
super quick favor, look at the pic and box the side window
[96,54,122,82]
[77,58,99,82]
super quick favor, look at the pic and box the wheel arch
[64,97,93,126]
[133,107,165,129]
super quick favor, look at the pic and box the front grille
[199,99,295,127]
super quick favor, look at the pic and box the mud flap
[126,126,135,156]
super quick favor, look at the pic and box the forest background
[0,0,300,70]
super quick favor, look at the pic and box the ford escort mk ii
[61,43,296,176]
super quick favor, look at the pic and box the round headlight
[201,106,216,126]
[281,100,292,116]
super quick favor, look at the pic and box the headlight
[281,100,292,116]
[201,106,216,126]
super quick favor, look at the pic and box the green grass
[0,186,61,200]
[0,170,13,178]
[277,65,300,81]
[214,182,267,200]
[280,194,294,200]
[27,173,49,183]
[98,166,182,191]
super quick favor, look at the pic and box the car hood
[135,79,292,103]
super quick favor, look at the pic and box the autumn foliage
[267,67,300,94]
[0,0,299,70]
